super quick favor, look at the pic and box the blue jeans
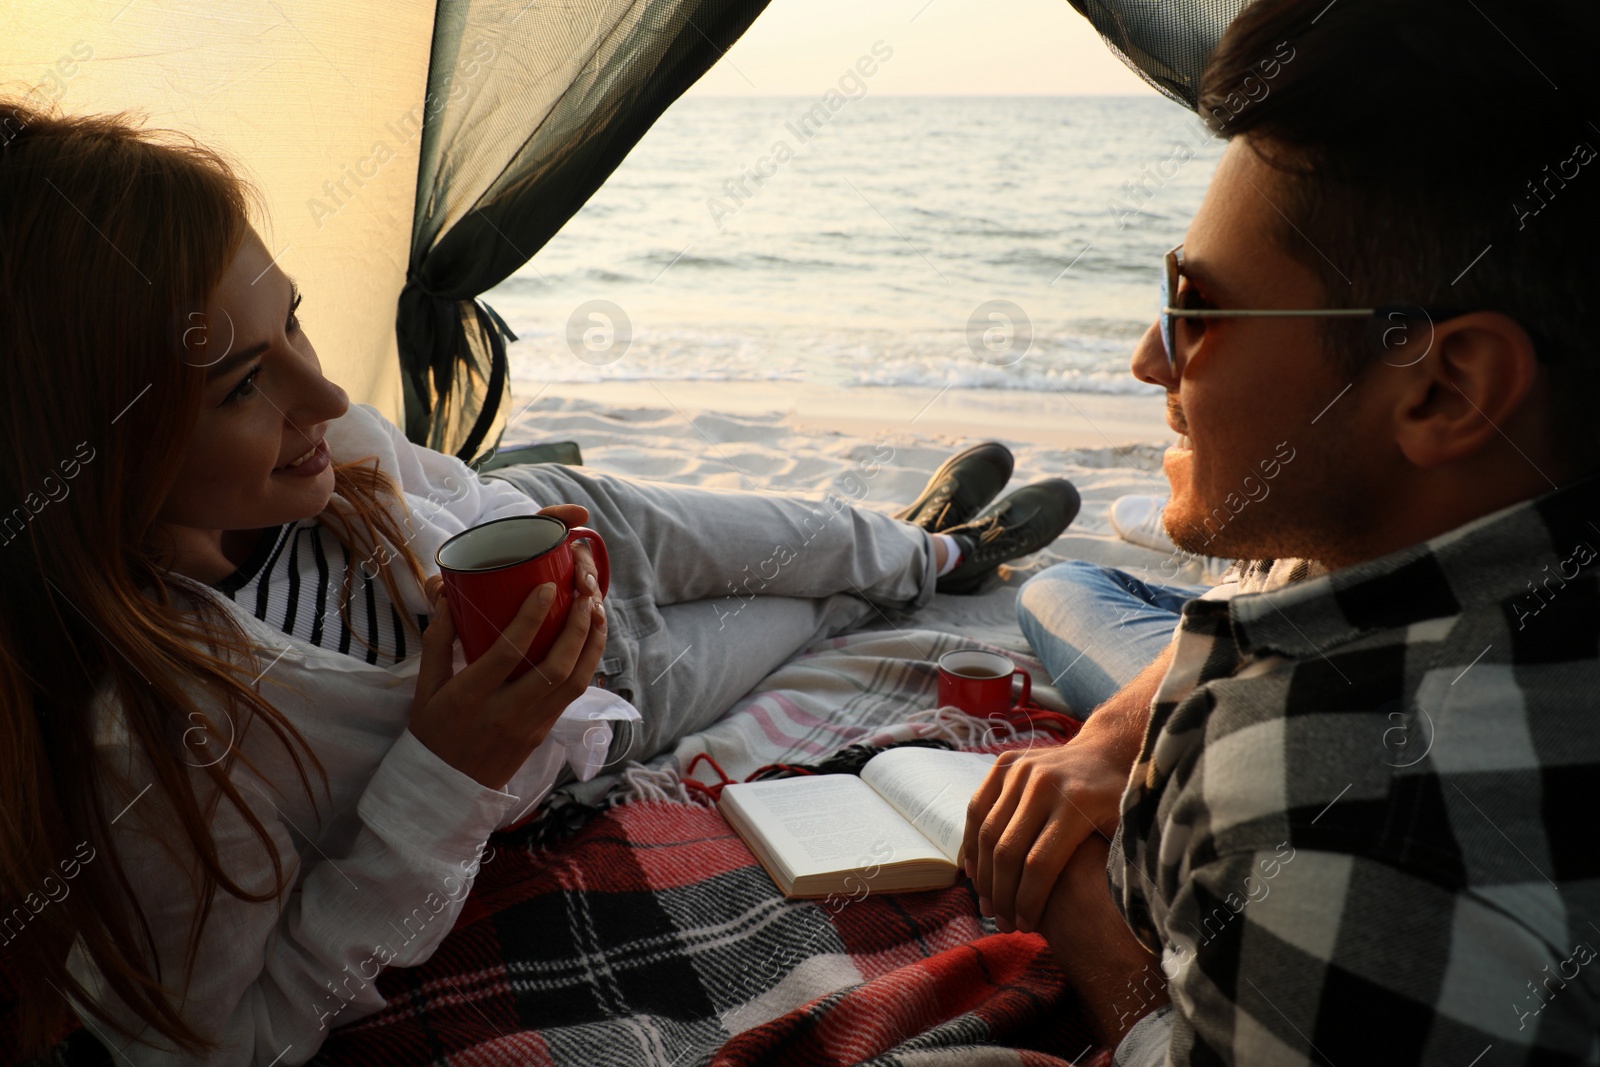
[1015,561,1206,717]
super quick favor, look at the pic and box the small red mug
[435,515,610,681]
[936,649,1032,717]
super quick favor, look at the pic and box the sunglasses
[1159,243,1467,372]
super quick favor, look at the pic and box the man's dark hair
[1200,0,1600,472]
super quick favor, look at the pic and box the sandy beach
[517,381,1169,452]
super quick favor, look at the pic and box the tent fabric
[3,0,440,431]
[1066,0,1251,108]
[398,0,778,463]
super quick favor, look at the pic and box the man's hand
[964,731,1135,934]
[1040,833,1169,1047]
[963,641,1174,934]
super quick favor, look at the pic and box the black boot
[936,478,1082,595]
[893,442,1014,533]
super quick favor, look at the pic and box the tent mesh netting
[399,0,779,462]
[1066,0,1250,107]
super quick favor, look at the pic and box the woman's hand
[410,571,607,790]
[416,505,599,606]
[537,504,603,599]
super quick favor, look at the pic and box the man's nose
[1130,320,1177,390]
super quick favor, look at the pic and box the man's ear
[1390,312,1541,469]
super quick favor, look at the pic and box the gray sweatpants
[480,464,938,768]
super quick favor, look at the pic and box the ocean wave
[843,364,1162,396]
[507,361,1161,395]
[507,330,806,385]
[508,327,1164,398]
[513,366,809,385]
[483,96,1222,401]
[641,251,741,271]
[745,252,846,272]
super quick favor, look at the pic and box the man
[963,0,1600,1061]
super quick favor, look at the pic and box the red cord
[685,707,1083,802]
[683,752,735,801]
[682,779,723,804]
[684,753,828,802]
[684,752,733,784]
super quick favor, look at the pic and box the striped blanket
[663,628,1067,792]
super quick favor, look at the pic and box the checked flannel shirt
[1108,473,1600,1065]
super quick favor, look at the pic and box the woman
[0,100,1078,1063]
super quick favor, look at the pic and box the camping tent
[4,0,1245,461]
[5,0,1253,1061]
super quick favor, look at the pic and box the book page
[860,748,997,863]
[721,775,947,881]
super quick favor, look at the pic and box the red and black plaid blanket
[306,798,1106,1067]
[0,779,1107,1067]
[4,627,1110,1066]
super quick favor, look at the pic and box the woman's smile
[274,436,331,476]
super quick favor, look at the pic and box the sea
[486,95,1224,399]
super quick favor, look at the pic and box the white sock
[934,533,963,577]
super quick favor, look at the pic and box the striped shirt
[214,518,429,667]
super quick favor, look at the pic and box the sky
[686,0,1156,96]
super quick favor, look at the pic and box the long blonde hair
[0,98,430,1056]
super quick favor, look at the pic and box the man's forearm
[1036,643,1180,1042]
[1076,639,1175,761]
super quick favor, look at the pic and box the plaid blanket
[311,799,1105,1067]
[5,629,1101,1066]
[310,627,1096,1066]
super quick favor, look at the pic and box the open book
[719,747,996,899]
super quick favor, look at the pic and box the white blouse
[65,402,639,1065]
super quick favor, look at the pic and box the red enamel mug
[434,515,610,681]
[937,649,1032,717]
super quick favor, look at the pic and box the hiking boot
[937,478,1082,595]
[893,441,1015,533]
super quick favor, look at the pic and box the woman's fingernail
[538,583,557,605]
[996,916,1014,934]
[963,858,976,880]
[978,896,993,918]
[1016,916,1033,934]
[593,599,605,620]
[585,574,599,594]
